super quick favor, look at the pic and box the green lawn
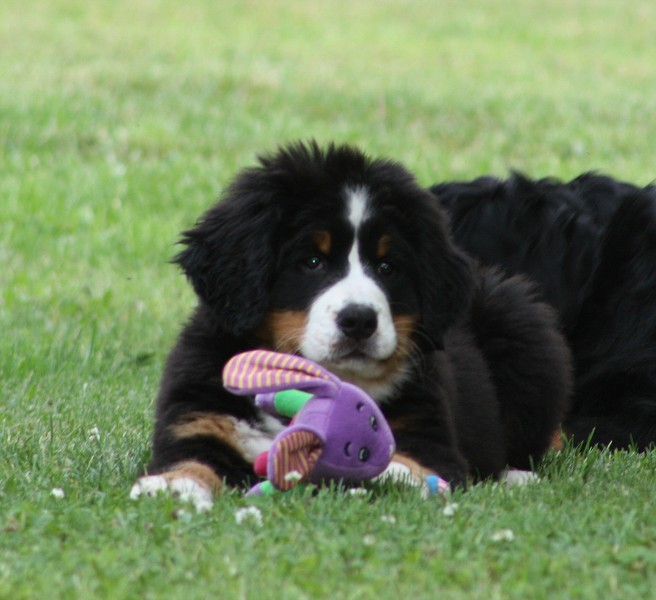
[2,1,655,598]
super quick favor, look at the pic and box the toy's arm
[275,389,312,417]
[255,390,313,418]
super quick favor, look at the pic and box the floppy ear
[268,427,324,490]
[223,350,340,398]
[415,197,475,350]
[173,170,283,336]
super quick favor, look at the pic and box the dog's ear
[415,198,475,351]
[174,171,282,336]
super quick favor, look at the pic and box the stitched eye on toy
[376,260,394,276]
[369,415,378,431]
[343,442,352,457]
[358,447,370,462]
[301,255,324,272]
[356,402,365,412]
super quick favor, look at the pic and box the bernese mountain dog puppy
[433,173,656,450]
[131,142,571,508]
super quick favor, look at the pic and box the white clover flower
[283,470,302,483]
[51,488,65,499]
[381,514,397,525]
[88,426,101,442]
[235,506,263,527]
[362,534,376,546]
[491,529,515,542]
[224,557,238,577]
[442,502,459,517]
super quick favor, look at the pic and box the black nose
[336,304,378,341]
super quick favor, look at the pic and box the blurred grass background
[1,1,655,598]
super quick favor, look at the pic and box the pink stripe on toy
[222,350,337,396]
[271,430,322,490]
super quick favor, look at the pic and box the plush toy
[222,350,396,496]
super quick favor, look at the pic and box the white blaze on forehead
[299,186,398,374]
[347,187,370,231]
[344,186,375,301]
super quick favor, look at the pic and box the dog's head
[175,142,474,399]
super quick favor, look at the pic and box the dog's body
[132,143,571,505]
[433,173,656,449]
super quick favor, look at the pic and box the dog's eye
[358,447,370,462]
[376,260,394,276]
[302,256,324,272]
[370,415,378,431]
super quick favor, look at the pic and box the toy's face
[312,383,395,482]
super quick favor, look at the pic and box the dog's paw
[375,461,449,498]
[501,469,540,487]
[375,461,419,485]
[130,475,213,512]
[130,475,169,499]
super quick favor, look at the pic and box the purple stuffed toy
[222,350,396,495]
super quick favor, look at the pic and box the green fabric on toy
[269,389,313,418]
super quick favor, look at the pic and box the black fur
[433,173,656,449]
[146,142,572,490]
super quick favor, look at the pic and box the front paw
[374,461,420,486]
[130,474,213,512]
[375,460,449,497]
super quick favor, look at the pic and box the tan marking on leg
[171,412,238,447]
[391,453,437,479]
[164,460,223,494]
[313,231,332,255]
[170,409,281,462]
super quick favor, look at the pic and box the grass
[1,0,655,597]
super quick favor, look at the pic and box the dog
[131,142,572,509]
[433,173,656,450]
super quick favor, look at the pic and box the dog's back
[433,173,656,449]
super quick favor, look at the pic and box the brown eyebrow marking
[376,234,391,259]
[314,231,332,255]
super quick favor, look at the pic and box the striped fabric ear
[270,429,323,490]
[223,350,338,396]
